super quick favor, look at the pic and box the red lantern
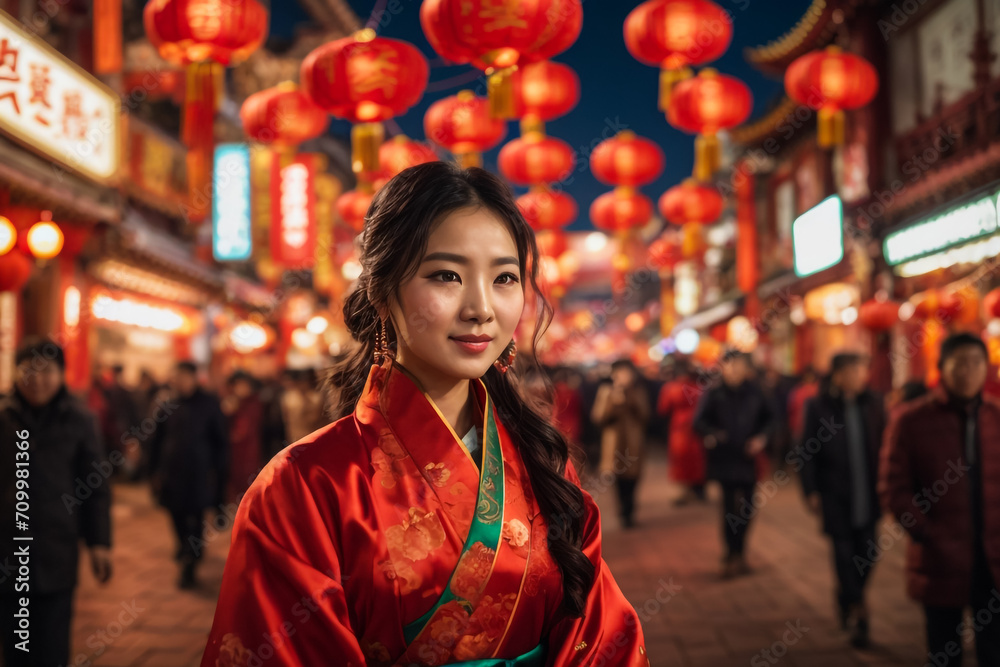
[336,189,374,233]
[859,299,900,331]
[667,69,752,181]
[658,179,723,225]
[518,188,577,231]
[420,0,582,70]
[0,250,32,292]
[379,136,438,177]
[590,190,654,232]
[984,288,1000,319]
[590,131,664,187]
[511,60,580,122]
[648,235,682,271]
[536,230,569,259]
[624,0,732,110]
[424,91,507,168]
[785,46,879,147]
[499,135,574,185]
[143,0,267,66]
[302,31,429,174]
[421,0,582,117]
[240,82,329,150]
[145,0,268,221]
[912,290,962,322]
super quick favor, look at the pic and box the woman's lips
[450,337,491,353]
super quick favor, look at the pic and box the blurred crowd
[1,333,999,666]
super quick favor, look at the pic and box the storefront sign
[91,294,188,333]
[884,192,999,266]
[271,154,317,268]
[128,118,187,207]
[0,9,120,182]
[792,195,844,278]
[212,144,252,261]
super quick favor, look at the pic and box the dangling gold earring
[374,319,394,364]
[493,340,517,375]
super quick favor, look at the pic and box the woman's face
[389,206,525,389]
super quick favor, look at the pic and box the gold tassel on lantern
[351,122,384,175]
[659,268,676,337]
[456,152,482,169]
[681,222,704,259]
[520,117,545,138]
[658,66,692,112]
[488,66,517,119]
[693,133,721,182]
[817,107,845,148]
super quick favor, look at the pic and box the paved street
[68,449,956,667]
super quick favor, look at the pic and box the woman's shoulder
[246,413,376,507]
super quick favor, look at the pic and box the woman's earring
[374,319,394,364]
[493,340,517,375]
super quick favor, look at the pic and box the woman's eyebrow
[422,252,519,267]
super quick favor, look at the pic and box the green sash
[403,392,506,645]
[449,643,546,666]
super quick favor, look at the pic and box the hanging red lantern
[336,189,374,233]
[511,60,580,123]
[302,30,429,175]
[518,188,578,231]
[240,82,329,151]
[648,235,683,271]
[379,136,439,177]
[499,135,575,185]
[590,131,665,187]
[624,0,732,110]
[590,190,654,232]
[667,69,752,181]
[420,0,583,117]
[536,230,569,259]
[0,250,32,292]
[859,298,900,331]
[912,290,962,322]
[424,91,507,168]
[144,0,268,222]
[785,46,879,147]
[658,179,723,225]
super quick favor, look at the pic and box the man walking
[801,352,885,647]
[151,361,229,589]
[880,333,1000,666]
[0,337,112,666]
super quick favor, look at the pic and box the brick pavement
[67,449,963,667]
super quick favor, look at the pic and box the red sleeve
[879,409,926,541]
[200,455,367,667]
[545,461,651,666]
[657,383,673,417]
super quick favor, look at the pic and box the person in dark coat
[693,349,773,577]
[800,352,885,647]
[0,337,112,667]
[150,361,229,589]
[880,333,1000,667]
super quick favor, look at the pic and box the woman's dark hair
[325,161,595,617]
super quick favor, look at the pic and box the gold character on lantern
[348,50,400,96]
[480,0,528,31]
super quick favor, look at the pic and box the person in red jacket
[880,333,1000,667]
[658,359,706,505]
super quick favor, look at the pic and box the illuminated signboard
[792,195,844,278]
[883,192,999,266]
[212,144,252,261]
[0,9,120,182]
[270,154,317,268]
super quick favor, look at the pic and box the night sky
[270,0,814,231]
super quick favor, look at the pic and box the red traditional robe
[657,379,705,485]
[201,361,649,666]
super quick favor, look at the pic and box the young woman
[201,163,648,666]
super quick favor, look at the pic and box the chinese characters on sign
[212,144,252,261]
[0,10,120,182]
